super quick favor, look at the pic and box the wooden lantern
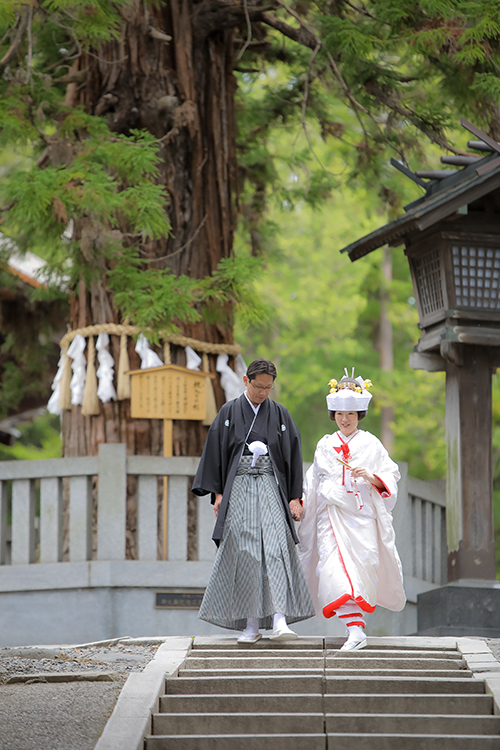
[339,119,500,582]
[405,226,500,355]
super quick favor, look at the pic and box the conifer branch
[236,0,253,60]
[260,11,317,50]
[343,0,377,20]
[142,215,208,263]
[363,79,471,156]
[262,2,468,158]
[299,44,332,174]
[0,8,29,74]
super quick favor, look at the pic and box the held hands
[289,498,303,522]
[350,466,384,490]
[215,493,305,520]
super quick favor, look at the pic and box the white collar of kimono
[244,391,261,415]
[335,429,359,443]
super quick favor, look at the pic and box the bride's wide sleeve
[297,459,321,614]
[371,439,400,512]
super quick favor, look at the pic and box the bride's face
[335,411,359,436]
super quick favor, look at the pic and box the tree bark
[61,0,239,461]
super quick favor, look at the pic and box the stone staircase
[145,636,500,749]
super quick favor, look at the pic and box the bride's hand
[289,498,303,521]
[350,466,383,489]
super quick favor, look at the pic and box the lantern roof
[341,119,500,262]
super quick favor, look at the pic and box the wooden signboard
[127,364,214,561]
[128,364,210,421]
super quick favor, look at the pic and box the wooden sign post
[128,364,213,560]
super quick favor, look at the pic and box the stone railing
[392,463,447,604]
[0,446,447,645]
[0,446,447,582]
[0,443,216,567]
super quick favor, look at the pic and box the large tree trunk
[61,0,239,460]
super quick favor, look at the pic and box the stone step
[325,676,485,694]
[323,693,494,715]
[158,692,494,716]
[325,637,459,651]
[191,647,464,660]
[325,649,463,660]
[191,649,323,659]
[179,668,323,677]
[326,734,500,749]
[159,693,324,714]
[166,675,323,695]
[152,712,324,735]
[146,734,326,750]
[178,667,470,679]
[325,658,466,670]
[183,656,465,670]
[192,637,459,652]
[167,674,485,696]
[325,713,500,734]
[184,657,324,669]
[325,669,471,679]
[192,637,324,650]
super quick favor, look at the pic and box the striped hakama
[198,455,315,631]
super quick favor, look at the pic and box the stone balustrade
[0,444,447,645]
[392,463,447,606]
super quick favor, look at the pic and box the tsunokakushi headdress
[326,367,373,412]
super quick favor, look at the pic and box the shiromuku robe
[192,393,303,545]
[298,429,406,617]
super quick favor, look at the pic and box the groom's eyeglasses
[248,381,275,392]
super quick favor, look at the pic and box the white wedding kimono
[298,429,406,618]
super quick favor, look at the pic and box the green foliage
[234,127,446,475]
[0,293,66,420]
[0,412,61,461]
[201,254,272,328]
[39,0,126,47]
[2,0,500,334]
[3,123,171,246]
[0,0,179,333]
[470,73,500,98]
[107,248,268,339]
[231,0,500,489]
[107,246,201,336]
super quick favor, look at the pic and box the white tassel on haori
[185,345,202,371]
[67,333,87,406]
[247,440,268,467]
[47,350,65,415]
[96,333,117,403]
[216,353,246,402]
[135,334,163,369]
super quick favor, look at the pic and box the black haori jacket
[192,393,303,545]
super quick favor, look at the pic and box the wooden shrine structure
[340,118,500,582]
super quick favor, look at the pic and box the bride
[297,369,406,651]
